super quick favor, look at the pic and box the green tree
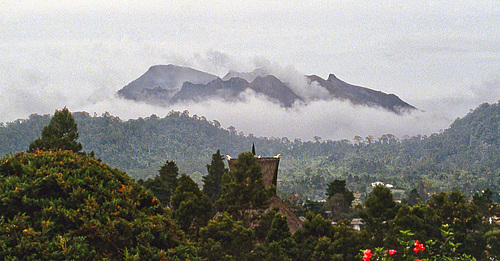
[0,150,187,260]
[28,107,82,153]
[216,152,272,226]
[140,160,179,206]
[202,150,228,204]
[393,204,440,242]
[292,212,347,260]
[159,160,179,195]
[198,213,255,261]
[405,188,422,206]
[330,219,368,260]
[326,179,353,203]
[359,185,399,248]
[251,208,296,261]
[324,179,355,219]
[472,188,493,217]
[429,190,484,257]
[265,212,292,245]
[170,174,213,235]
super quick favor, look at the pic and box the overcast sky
[1,0,499,140]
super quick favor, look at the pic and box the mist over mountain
[308,74,416,113]
[117,65,218,104]
[117,65,416,113]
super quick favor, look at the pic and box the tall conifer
[28,107,82,152]
[202,150,227,203]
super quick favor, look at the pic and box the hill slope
[1,103,498,200]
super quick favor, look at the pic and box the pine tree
[198,213,255,261]
[171,174,212,234]
[216,152,271,226]
[158,160,179,195]
[265,212,292,244]
[28,107,82,152]
[325,179,355,207]
[141,160,179,206]
[202,150,228,204]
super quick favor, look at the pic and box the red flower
[363,249,372,261]
[413,240,425,253]
[389,249,396,255]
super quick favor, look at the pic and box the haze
[1,0,499,140]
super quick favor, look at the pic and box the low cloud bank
[77,90,451,141]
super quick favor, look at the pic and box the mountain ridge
[117,64,416,113]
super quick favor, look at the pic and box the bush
[0,150,184,260]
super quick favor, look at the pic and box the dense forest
[1,103,499,202]
[1,106,500,260]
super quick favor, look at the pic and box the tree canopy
[139,160,179,206]
[0,150,184,260]
[202,150,227,204]
[27,107,82,153]
[2,103,500,201]
[171,173,213,235]
[216,152,272,226]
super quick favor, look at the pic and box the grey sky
[1,0,499,140]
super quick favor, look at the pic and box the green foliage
[485,228,500,258]
[140,160,179,206]
[3,104,500,259]
[27,107,82,153]
[324,179,355,220]
[428,190,483,257]
[405,188,422,206]
[292,212,367,260]
[292,212,335,260]
[0,150,186,260]
[255,207,280,242]
[471,188,494,218]
[198,213,255,261]
[359,185,399,248]
[250,241,293,261]
[251,208,296,261]
[216,152,272,226]
[170,173,212,235]
[265,212,292,245]
[3,103,500,200]
[363,186,398,221]
[202,149,228,204]
[393,204,440,242]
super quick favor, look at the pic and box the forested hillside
[1,103,499,201]
[2,107,499,260]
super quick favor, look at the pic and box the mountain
[116,64,416,113]
[117,64,218,104]
[222,68,268,82]
[307,74,416,113]
[171,77,249,104]
[172,75,301,107]
[247,75,301,107]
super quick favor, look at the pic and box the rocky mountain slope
[117,65,218,104]
[117,64,416,113]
